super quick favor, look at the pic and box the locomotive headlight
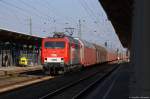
[61,58,64,62]
[44,58,48,63]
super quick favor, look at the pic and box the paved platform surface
[105,62,131,99]
[0,65,43,76]
[85,62,131,99]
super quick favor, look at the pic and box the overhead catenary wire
[82,0,100,22]
[0,0,67,35]
[77,0,115,47]
[82,0,106,28]
[0,2,30,29]
[78,0,104,34]
[0,0,97,35]
[0,0,53,24]
[42,0,78,25]
[19,0,52,22]
[89,0,105,23]
[78,0,96,21]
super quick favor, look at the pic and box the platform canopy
[99,0,133,49]
[0,29,42,47]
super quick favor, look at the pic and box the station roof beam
[99,0,133,49]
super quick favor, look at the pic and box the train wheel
[58,66,67,75]
[46,67,53,76]
[64,65,69,73]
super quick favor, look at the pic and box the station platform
[86,62,132,99]
[105,62,131,98]
[0,65,43,76]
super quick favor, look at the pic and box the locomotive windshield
[44,41,65,48]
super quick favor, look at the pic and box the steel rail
[39,65,118,99]
[72,64,120,99]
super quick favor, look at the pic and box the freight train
[41,33,119,75]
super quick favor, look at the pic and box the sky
[0,0,126,52]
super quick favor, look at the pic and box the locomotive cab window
[44,41,65,49]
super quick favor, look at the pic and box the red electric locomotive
[41,33,81,74]
[41,33,119,75]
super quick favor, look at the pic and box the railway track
[73,64,121,99]
[0,70,53,93]
[0,63,120,99]
[39,64,120,99]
